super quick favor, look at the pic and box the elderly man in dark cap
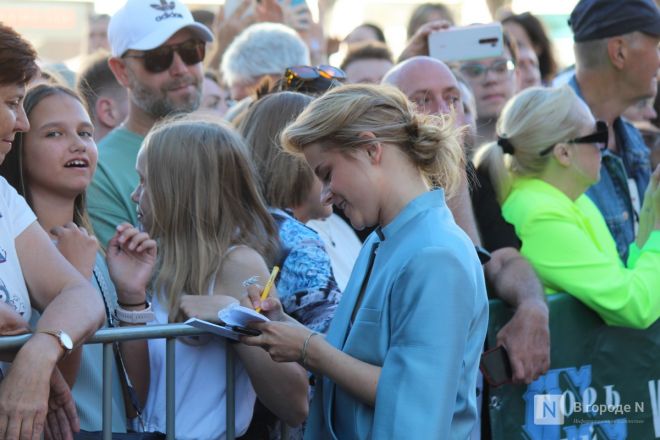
[568,0,660,262]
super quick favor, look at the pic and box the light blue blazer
[304,190,489,439]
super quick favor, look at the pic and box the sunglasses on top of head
[539,120,609,156]
[283,65,346,86]
[123,39,205,74]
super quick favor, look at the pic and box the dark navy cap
[569,0,660,42]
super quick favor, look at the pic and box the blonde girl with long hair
[130,116,308,440]
[240,84,489,438]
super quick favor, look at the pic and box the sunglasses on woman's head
[539,120,609,156]
[123,39,205,74]
[283,65,347,87]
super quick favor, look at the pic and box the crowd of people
[0,0,658,438]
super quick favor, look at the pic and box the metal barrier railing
[0,324,240,440]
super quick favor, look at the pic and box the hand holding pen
[255,266,279,313]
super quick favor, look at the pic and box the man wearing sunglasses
[87,0,213,247]
[567,0,660,262]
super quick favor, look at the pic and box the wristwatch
[114,301,155,324]
[37,329,74,357]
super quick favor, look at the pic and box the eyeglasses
[283,65,347,90]
[123,39,205,74]
[539,120,609,156]
[460,59,515,80]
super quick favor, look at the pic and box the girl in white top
[130,115,309,439]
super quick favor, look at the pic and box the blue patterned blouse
[271,209,342,334]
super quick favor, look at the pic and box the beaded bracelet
[301,331,321,367]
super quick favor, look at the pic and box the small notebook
[185,318,243,341]
[185,305,269,341]
[219,305,269,327]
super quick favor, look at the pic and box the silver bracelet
[301,331,320,367]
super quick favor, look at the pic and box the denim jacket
[568,75,651,262]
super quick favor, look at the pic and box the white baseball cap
[109,0,214,57]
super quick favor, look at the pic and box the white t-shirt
[307,213,362,292]
[0,177,36,321]
[142,295,256,440]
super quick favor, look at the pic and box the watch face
[59,331,74,351]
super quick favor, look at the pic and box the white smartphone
[428,23,504,63]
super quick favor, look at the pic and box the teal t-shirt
[88,128,144,248]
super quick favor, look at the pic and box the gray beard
[131,79,202,119]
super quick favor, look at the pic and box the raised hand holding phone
[428,23,504,62]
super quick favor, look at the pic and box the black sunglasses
[123,39,205,74]
[539,120,609,156]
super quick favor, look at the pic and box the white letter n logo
[534,394,564,425]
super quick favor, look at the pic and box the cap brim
[129,22,214,53]
[640,17,660,37]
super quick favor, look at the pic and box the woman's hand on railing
[44,368,79,440]
[107,223,157,304]
[0,334,62,440]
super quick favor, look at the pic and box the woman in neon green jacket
[474,86,660,329]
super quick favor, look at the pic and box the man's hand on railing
[44,368,79,440]
[496,299,550,384]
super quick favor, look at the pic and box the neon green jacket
[503,178,660,329]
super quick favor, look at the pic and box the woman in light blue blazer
[242,84,489,439]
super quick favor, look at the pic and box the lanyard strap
[93,265,146,426]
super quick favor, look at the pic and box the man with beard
[88,0,213,246]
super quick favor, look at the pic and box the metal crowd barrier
[0,324,247,440]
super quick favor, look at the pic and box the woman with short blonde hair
[241,84,488,438]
